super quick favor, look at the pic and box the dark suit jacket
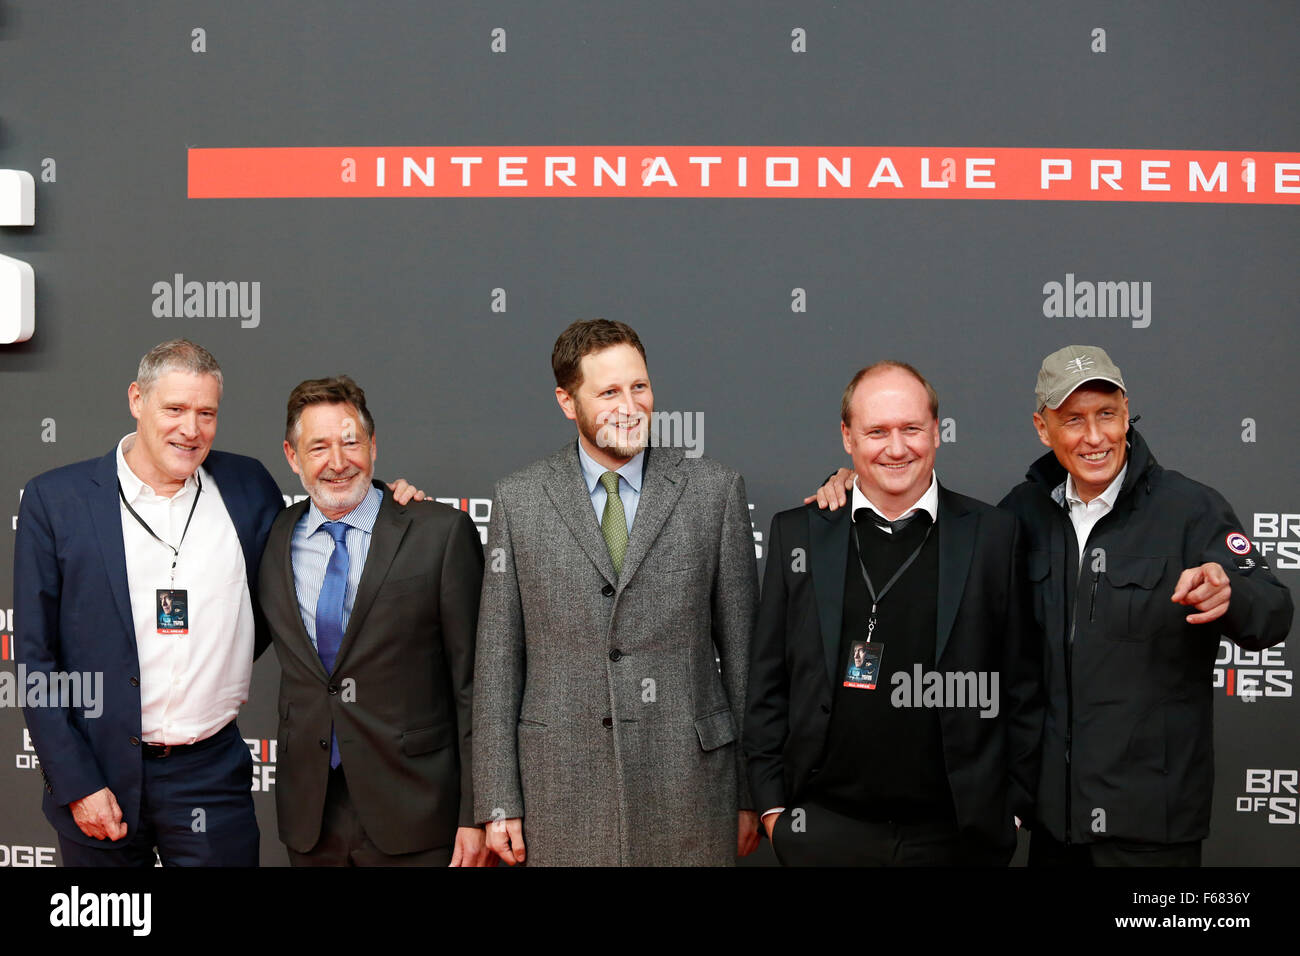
[14,447,284,847]
[259,483,483,855]
[744,485,1042,856]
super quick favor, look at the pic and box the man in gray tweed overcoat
[473,319,760,866]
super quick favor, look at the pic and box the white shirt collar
[1064,462,1128,512]
[116,433,202,503]
[851,470,939,528]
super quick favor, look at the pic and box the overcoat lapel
[542,444,618,586]
[617,447,686,591]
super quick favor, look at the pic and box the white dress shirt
[117,435,255,746]
[1057,462,1129,564]
[850,471,940,529]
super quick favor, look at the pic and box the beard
[575,400,649,462]
[301,467,372,517]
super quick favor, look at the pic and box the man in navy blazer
[15,339,284,866]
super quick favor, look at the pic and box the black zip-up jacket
[998,427,1292,845]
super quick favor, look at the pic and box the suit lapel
[617,446,686,590]
[335,486,408,671]
[809,506,850,685]
[268,498,329,678]
[204,452,259,585]
[542,444,617,586]
[936,486,976,664]
[89,449,136,640]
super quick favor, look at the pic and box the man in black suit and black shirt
[744,361,1041,865]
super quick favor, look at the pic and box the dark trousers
[58,721,259,867]
[1028,828,1202,867]
[770,800,1007,866]
[287,766,452,867]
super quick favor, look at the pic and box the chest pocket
[1027,550,1053,629]
[1099,555,1168,642]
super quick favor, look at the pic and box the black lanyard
[118,472,203,584]
[851,519,933,642]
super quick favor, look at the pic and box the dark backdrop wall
[1,1,1296,866]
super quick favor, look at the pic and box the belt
[141,722,235,759]
[142,742,188,759]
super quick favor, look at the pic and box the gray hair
[135,339,224,396]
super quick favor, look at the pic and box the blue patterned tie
[315,521,349,768]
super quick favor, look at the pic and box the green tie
[599,471,629,576]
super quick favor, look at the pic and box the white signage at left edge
[0,168,36,344]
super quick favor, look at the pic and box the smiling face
[555,343,653,470]
[125,370,221,497]
[1033,382,1130,504]
[284,401,377,520]
[841,367,940,519]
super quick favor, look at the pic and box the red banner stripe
[189,146,1300,203]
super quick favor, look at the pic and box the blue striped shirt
[290,486,382,652]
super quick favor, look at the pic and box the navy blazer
[14,446,284,847]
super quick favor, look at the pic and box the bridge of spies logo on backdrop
[1214,640,1291,701]
[1253,513,1300,570]
[188,146,1300,204]
[15,727,40,771]
[1237,769,1299,826]
[246,737,276,792]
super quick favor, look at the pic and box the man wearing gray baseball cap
[1002,345,1290,865]
[811,345,1292,866]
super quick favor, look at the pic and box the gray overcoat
[473,442,758,865]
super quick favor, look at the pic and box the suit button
[328,684,339,695]
[46,783,53,793]
[601,717,613,728]
[609,649,623,661]
[820,704,830,714]
[601,584,615,597]
[319,738,329,749]
[129,677,140,687]
[129,736,140,746]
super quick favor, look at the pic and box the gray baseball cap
[1035,345,1126,410]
